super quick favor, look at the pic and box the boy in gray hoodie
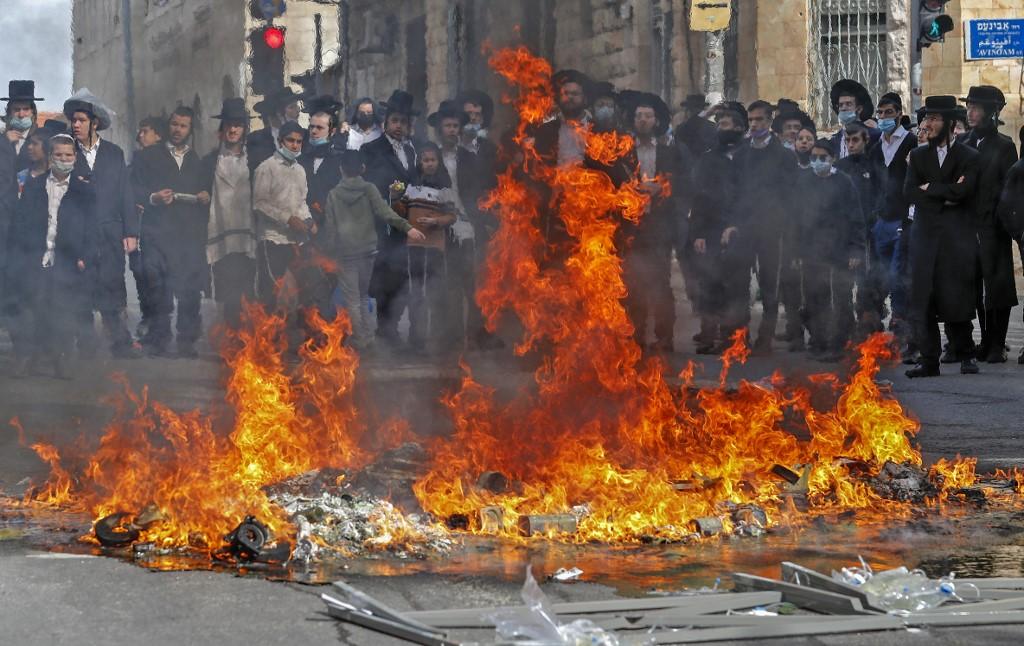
[322,150,425,348]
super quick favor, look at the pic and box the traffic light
[919,0,954,48]
[250,25,285,95]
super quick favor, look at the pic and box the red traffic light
[263,26,285,49]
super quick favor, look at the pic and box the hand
[849,257,862,270]
[419,216,437,226]
[407,228,427,242]
[196,191,211,206]
[919,183,930,191]
[5,129,22,143]
[287,215,309,232]
[957,176,965,184]
[308,222,318,236]
[152,189,174,205]
[863,118,879,129]
[721,227,738,246]
[123,237,138,253]
[693,238,706,254]
[339,121,350,134]
[76,260,86,271]
[639,181,662,196]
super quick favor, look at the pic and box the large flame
[21,306,375,549]
[410,46,954,541]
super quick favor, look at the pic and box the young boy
[5,134,94,377]
[796,139,864,360]
[321,150,425,349]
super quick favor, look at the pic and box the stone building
[73,1,1021,153]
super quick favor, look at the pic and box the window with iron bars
[808,0,888,130]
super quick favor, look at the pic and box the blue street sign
[259,0,287,20]
[964,19,1024,60]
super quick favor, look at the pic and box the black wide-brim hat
[922,95,960,116]
[427,100,469,128]
[830,79,874,121]
[3,80,44,102]
[590,81,618,103]
[302,94,343,116]
[619,90,671,136]
[681,93,708,110]
[960,85,1006,109]
[456,89,494,126]
[380,90,420,117]
[212,97,254,120]
[552,69,596,103]
[253,86,302,114]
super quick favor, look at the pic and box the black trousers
[75,309,133,357]
[10,270,77,360]
[128,249,153,327]
[407,246,447,348]
[370,236,409,340]
[693,241,752,342]
[919,315,973,368]
[624,244,675,348]
[212,253,256,330]
[142,239,205,349]
[256,240,299,309]
[752,232,783,345]
[802,259,854,352]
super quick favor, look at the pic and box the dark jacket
[5,172,95,311]
[0,136,16,282]
[797,169,864,261]
[361,134,418,199]
[866,128,916,223]
[829,124,882,159]
[835,152,877,231]
[675,115,717,157]
[998,158,1024,241]
[621,138,680,249]
[130,144,209,249]
[74,138,135,310]
[300,142,345,227]
[957,127,1019,309]
[689,145,740,244]
[246,127,277,175]
[731,135,798,239]
[904,141,980,322]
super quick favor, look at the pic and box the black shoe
[177,343,199,359]
[695,341,718,355]
[901,346,920,365]
[905,363,940,378]
[960,358,980,375]
[111,344,142,359]
[985,346,1008,363]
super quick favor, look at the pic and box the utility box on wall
[690,0,730,32]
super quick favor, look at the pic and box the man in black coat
[675,94,717,157]
[835,121,879,334]
[731,100,799,354]
[999,157,1024,361]
[64,91,139,359]
[903,95,981,378]
[620,92,680,354]
[361,90,420,345]
[956,85,1019,363]
[0,107,16,320]
[689,104,746,353]
[5,134,94,377]
[247,86,303,174]
[3,80,43,173]
[130,107,210,358]
[828,79,881,159]
[865,92,916,351]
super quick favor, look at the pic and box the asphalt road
[2,292,1024,644]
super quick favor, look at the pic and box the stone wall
[922,0,1023,143]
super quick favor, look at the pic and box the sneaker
[905,363,940,378]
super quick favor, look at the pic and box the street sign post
[964,18,1024,60]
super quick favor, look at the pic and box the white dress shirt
[80,138,100,170]
[936,143,948,167]
[880,126,909,167]
[168,142,190,169]
[347,124,382,150]
[386,134,411,171]
[43,172,71,268]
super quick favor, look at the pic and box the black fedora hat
[960,85,1006,109]
[922,95,959,116]
[681,93,708,110]
[830,79,874,121]
[2,80,44,102]
[552,69,595,102]
[620,90,671,136]
[455,89,494,127]
[253,86,301,115]
[427,100,468,128]
[212,97,254,120]
[380,90,420,117]
[302,94,343,116]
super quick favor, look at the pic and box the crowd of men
[0,71,1023,380]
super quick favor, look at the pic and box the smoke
[0,0,73,112]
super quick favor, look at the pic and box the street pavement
[2,289,1024,644]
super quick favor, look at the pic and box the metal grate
[808,0,888,129]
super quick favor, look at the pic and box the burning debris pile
[9,46,1023,567]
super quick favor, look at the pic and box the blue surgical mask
[750,128,770,140]
[810,159,832,175]
[838,110,857,125]
[878,118,897,133]
[310,136,329,147]
[9,115,32,131]
[277,145,299,162]
[783,140,795,150]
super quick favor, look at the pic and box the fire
[19,305,376,551]
[410,46,955,542]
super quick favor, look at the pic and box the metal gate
[808,0,888,129]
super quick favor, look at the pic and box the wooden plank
[331,581,441,633]
[643,616,904,643]
[779,561,884,611]
[405,591,782,629]
[322,596,456,646]
[730,573,878,615]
